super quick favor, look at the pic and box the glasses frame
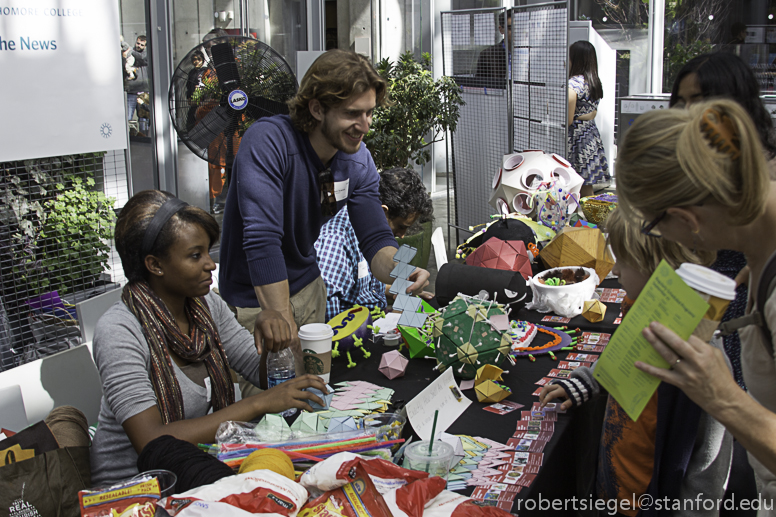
[640,211,667,237]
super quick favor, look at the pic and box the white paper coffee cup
[675,264,736,342]
[299,323,333,383]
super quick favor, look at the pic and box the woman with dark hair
[90,190,326,486]
[568,41,610,197]
[670,51,776,158]
[670,52,776,391]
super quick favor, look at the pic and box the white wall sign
[0,1,127,161]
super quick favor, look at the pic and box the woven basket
[580,195,617,226]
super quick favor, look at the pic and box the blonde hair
[605,208,716,276]
[288,50,388,133]
[616,99,769,226]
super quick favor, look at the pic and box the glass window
[119,0,157,192]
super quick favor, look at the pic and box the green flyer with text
[593,260,709,421]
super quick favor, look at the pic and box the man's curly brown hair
[288,50,389,133]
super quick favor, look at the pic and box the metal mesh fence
[0,152,128,371]
[511,3,567,155]
[442,8,509,247]
[442,4,568,248]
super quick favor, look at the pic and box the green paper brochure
[593,260,709,421]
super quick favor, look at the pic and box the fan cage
[169,36,298,167]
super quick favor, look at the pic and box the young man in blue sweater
[219,50,430,378]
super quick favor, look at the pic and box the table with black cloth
[330,280,623,516]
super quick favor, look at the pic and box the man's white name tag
[358,259,369,279]
[334,179,350,202]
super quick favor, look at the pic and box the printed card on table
[532,401,566,413]
[513,451,544,466]
[483,400,524,415]
[596,288,627,303]
[513,430,553,442]
[557,360,592,370]
[535,376,554,386]
[541,315,571,324]
[579,332,611,344]
[531,387,543,397]
[547,368,572,378]
[509,463,540,475]
[516,420,554,432]
[575,344,606,353]
[566,353,599,362]
[520,410,557,421]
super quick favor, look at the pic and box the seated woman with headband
[616,99,776,507]
[90,190,327,486]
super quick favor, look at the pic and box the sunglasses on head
[319,168,337,217]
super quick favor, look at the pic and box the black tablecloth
[330,282,621,515]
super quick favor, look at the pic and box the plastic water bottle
[267,348,297,417]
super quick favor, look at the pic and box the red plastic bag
[299,462,393,517]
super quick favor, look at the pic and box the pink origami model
[379,350,409,380]
[465,238,532,280]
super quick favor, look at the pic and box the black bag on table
[0,420,91,517]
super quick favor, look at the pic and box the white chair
[0,344,103,425]
[431,227,448,269]
[75,288,122,344]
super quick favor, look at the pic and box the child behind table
[540,208,729,517]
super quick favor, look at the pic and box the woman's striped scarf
[122,282,235,424]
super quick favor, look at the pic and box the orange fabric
[598,391,658,516]
[194,91,242,200]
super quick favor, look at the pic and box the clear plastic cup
[131,469,177,498]
[402,440,454,480]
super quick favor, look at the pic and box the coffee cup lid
[298,323,334,340]
[675,264,736,301]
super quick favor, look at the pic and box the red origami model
[465,238,532,280]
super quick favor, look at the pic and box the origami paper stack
[290,412,326,433]
[465,238,532,280]
[327,416,358,434]
[582,300,606,323]
[305,385,334,411]
[433,295,512,379]
[538,226,614,281]
[379,350,409,379]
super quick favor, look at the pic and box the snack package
[298,462,393,517]
[300,452,428,494]
[301,453,513,517]
[161,470,307,517]
[79,478,161,517]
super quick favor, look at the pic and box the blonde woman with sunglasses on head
[616,98,776,512]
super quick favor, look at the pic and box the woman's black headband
[141,197,189,258]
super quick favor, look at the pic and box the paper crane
[582,300,606,323]
[475,380,512,403]
[465,238,532,280]
[379,350,409,379]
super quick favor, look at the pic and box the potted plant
[365,51,464,171]
[364,52,463,267]
[0,154,115,367]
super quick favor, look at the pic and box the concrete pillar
[337,0,372,58]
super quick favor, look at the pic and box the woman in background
[670,51,776,391]
[568,40,609,198]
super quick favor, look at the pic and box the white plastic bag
[525,267,598,318]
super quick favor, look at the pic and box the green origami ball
[434,297,512,379]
